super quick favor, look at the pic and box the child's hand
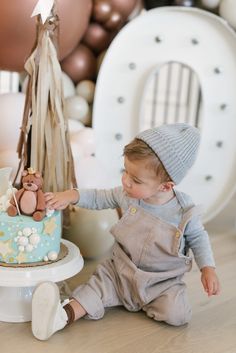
[201,266,220,297]
[45,190,79,210]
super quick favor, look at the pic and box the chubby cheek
[121,174,126,187]
[126,185,149,199]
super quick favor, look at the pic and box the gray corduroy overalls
[73,195,199,326]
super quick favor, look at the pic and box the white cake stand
[0,239,84,323]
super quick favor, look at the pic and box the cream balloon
[219,0,236,29]
[0,93,25,150]
[63,207,116,259]
[70,141,86,160]
[201,0,220,9]
[83,106,92,126]
[76,80,96,104]
[65,95,89,122]
[61,72,76,98]
[0,150,19,180]
[68,119,85,135]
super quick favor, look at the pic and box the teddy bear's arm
[9,188,25,206]
[36,189,46,211]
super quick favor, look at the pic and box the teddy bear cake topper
[7,167,46,222]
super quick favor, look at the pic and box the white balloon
[65,95,89,123]
[0,93,25,150]
[201,0,220,9]
[219,0,236,29]
[74,156,112,189]
[76,80,95,104]
[61,72,75,98]
[70,127,95,158]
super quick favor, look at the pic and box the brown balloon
[93,0,112,23]
[60,44,97,84]
[104,11,124,31]
[0,0,92,72]
[110,0,138,19]
[82,23,112,54]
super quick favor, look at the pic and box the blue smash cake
[0,167,63,265]
[0,211,62,264]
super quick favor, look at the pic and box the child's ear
[159,181,175,192]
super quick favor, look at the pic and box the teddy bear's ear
[35,172,41,178]
[22,170,28,177]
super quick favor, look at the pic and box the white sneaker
[32,281,68,340]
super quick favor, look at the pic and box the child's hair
[123,138,172,183]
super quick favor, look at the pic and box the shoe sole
[32,281,59,340]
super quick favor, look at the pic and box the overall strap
[174,189,203,233]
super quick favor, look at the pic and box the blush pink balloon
[82,23,112,53]
[60,44,97,84]
[110,0,138,18]
[0,0,92,72]
[93,0,112,23]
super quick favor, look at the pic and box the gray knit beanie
[136,123,200,184]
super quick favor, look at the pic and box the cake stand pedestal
[0,239,84,323]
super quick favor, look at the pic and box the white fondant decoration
[22,228,32,237]
[47,251,58,261]
[25,244,34,252]
[15,227,41,252]
[18,236,29,247]
[93,7,236,223]
[29,234,40,246]
[31,0,55,24]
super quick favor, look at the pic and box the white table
[0,239,84,322]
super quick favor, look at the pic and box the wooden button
[175,231,180,238]
[130,207,137,214]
